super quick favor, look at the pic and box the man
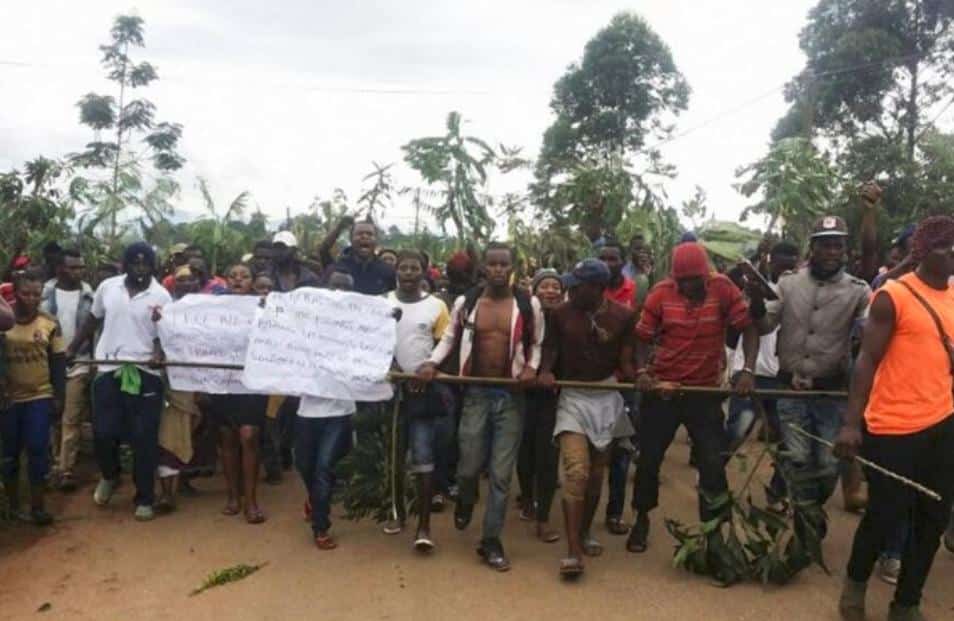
[262,231,321,482]
[330,220,395,295]
[67,242,171,521]
[388,250,452,551]
[249,240,274,277]
[187,257,228,295]
[418,242,544,571]
[750,216,871,537]
[41,249,95,491]
[161,244,208,293]
[538,259,636,577]
[622,233,653,303]
[835,216,954,621]
[41,241,63,283]
[628,242,758,555]
[596,240,639,536]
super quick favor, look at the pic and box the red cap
[671,243,709,279]
[12,255,30,270]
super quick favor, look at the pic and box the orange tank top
[864,274,954,435]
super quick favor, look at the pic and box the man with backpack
[417,242,544,572]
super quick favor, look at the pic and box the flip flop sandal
[605,517,630,535]
[538,528,561,543]
[245,509,267,524]
[221,503,241,516]
[560,557,584,578]
[581,535,603,557]
[315,534,337,550]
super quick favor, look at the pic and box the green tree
[0,158,77,270]
[681,185,709,230]
[357,162,398,221]
[533,12,690,232]
[403,111,496,244]
[735,137,838,245]
[775,0,954,226]
[71,15,184,241]
[193,178,250,274]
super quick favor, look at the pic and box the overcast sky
[1,1,817,235]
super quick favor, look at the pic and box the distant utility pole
[413,189,421,239]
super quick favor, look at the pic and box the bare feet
[222,499,240,516]
[536,522,560,543]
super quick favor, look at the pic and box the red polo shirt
[636,274,751,386]
[604,277,637,310]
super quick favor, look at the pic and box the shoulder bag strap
[898,280,954,376]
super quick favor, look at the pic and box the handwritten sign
[241,288,396,401]
[157,294,260,394]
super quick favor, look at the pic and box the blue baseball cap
[561,258,611,288]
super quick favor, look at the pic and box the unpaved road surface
[1,434,952,621]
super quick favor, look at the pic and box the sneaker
[430,494,446,513]
[134,505,155,522]
[413,529,435,553]
[454,503,474,531]
[93,479,116,506]
[477,538,510,572]
[382,518,404,535]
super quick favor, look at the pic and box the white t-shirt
[92,275,172,375]
[387,292,451,373]
[732,282,779,378]
[297,395,356,419]
[54,289,80,345]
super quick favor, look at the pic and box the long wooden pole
[74,361,849,399]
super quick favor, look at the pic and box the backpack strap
[897,280,954,376]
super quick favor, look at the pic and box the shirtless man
[418,242,544,571]
[538,259,636,578]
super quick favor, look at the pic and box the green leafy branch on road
[665,442,828,587]
[190,563,267,597]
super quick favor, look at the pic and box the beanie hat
[531,268,563,294]
[671,242,709,279]
[122,241,157,271]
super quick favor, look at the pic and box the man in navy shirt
[330,220,395,295]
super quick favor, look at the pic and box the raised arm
[0,296,13,331]
[858,181,881,283]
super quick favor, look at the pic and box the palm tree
[402,111,496,245]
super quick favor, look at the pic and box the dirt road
[1,435,952,621]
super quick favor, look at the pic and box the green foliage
[534,12,689,233]
[773,0,954,230]
[0,159,77,270]
[403,111,497,244]
[358,162,398,221]
[666,445,828,587]
[736,137,838,245]
[71,14,184,242]
[680,185,709,230]
[190,563,267,596]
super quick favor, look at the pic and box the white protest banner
[157,294,260,394]
[241,288,396,401]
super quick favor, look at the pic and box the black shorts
[210,394,268,429]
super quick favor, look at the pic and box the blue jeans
[726,376,786,501]
[776,396,845,506]
[1,399,52,484]
[295,414,353,535]
[402,384,453,474]
[457,387,523,541]
[92,373,164,506]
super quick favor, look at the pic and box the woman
[516,268,564,543]
[155,265,202,512]
[211,263,268,523]
[1,269,65,525]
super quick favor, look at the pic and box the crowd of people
[0,185,953,620]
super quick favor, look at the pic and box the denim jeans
[457,387,523,541]
[92,373,164,506]
[846,415,954,607]
[1,399,52,484]
[294,414,353,535]
[726,376,786,501]
[776,396,845,506]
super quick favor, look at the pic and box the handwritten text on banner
[241,288,397,401]
[157,294,260,394]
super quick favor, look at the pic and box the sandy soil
[1,433,952,621]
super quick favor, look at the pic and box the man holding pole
[627,242,757,554]
[537,259,636,577]
[417,242,543,572]
[835,216,954,621]
[749,216,871,539]
[67,242,171,521]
